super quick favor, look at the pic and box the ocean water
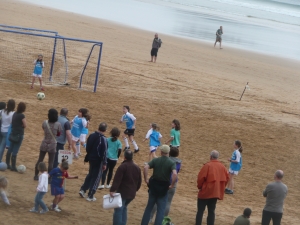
[20,0,300,60]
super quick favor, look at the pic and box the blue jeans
[7,135,24,156]
[141,190,168,225]
[0,132,8,162]
[113,198,133,225]
[34,191,47,211]
[151,187,176,220]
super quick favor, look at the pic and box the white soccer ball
[17,165,26,174]
[0,162,7,171]
[37,92,45,100]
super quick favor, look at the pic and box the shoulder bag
[45,120,57,144]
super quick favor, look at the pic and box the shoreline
[17,0,300,62]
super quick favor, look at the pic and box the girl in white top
[0,176,10,205]
[30,162,49,214]
[0,99,15,162]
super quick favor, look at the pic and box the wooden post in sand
[240,82,249,101]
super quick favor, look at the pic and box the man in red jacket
[110,150,142,225]
[196,150,229,225]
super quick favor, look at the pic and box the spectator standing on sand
[150,33,162,63]
[196,150,229,225]
[110,150,142,225]
[0,99,15,163]
[214,26,223,49]
[233,208,252,225]
[53,108,72,169]
[79,122,107,202]
[6,102,27,171]
[141,145,177,225]
[261,170,288,225]
[34,109,62,180]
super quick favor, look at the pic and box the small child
[143,123,162,161]
[225,140,243,194]
[31,54,45,91]
[233,208,251,225]
[49,159,78,212]
[30,162,48,214]
[165,119,181,148]
[71,108,89,159]
[76,114,91,156]
[0,176,10,205]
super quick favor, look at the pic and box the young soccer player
[98,127,122,189]
[0,176,10,205]
[31,54,45,91]
[71,108,89,159]
[143,123,162,161]
[119,106,139,153]
[76,114,91,156]
[30,162,48,214]
[165,119,181,148]
[225,140,243,194]
[49,159,78,212]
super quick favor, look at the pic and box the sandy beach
[0,0,300,224]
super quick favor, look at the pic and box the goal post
[0,27,103,92]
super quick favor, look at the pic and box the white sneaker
[54,207,61,212]
[98,185,104,189]
[86,197,96,202]
[73,154,79,159]
[79,190,85,198]
[105,185,111,189]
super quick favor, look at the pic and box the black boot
[11,155,18,172]
[6,152,11,170]
[34,164,39,180]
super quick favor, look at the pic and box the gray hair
[210,150,219,159]
[275,170,284,180]
[98,122,107,132]
[60,108,68,116]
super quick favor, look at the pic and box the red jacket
[197,160,229,200]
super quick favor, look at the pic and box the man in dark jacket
[79,122,107,201]
[110,150,142,225]
[150,33,162,63]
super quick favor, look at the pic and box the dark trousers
[101,158,117,185]
[53,143,64,169]
[262,210,283,225]
[196,198,218,225]
[35,151,55,176]
[80,160,103,198]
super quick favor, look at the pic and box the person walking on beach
[214,26,223,49]
[110,150,142,225]
[261,170,288,225]
[79,122,107,202]
[196,150,229,225]
[150,33,162,63]
[141,145,177,225]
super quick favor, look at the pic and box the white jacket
[37,172,48,192]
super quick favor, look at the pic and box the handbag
[45,120,57,144]
[9,132,21,143]
[103,193,122,209]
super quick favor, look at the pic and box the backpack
[162,216,174,225]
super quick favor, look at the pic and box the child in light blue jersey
[143,123,162,161]
[71,108,89,159]
[76,114,91,156]
[119,106,139,153]
[225,140,243,194]
[31,54,45,91]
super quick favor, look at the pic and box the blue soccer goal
[0,25,103,92]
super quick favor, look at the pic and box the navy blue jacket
[86,131,107,164]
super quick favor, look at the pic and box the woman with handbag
[34,108,62,180]
[6,102,26,171]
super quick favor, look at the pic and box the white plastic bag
[103,193,122,209]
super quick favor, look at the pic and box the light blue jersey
[229,149,242,172]
[121,112,136,129]
[146,128,162,147]
[33,60,44,75]
[71,116,87,138]
[107,137,122,160]
[82,127,88,135]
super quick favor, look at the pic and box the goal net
[0,25,103,92]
